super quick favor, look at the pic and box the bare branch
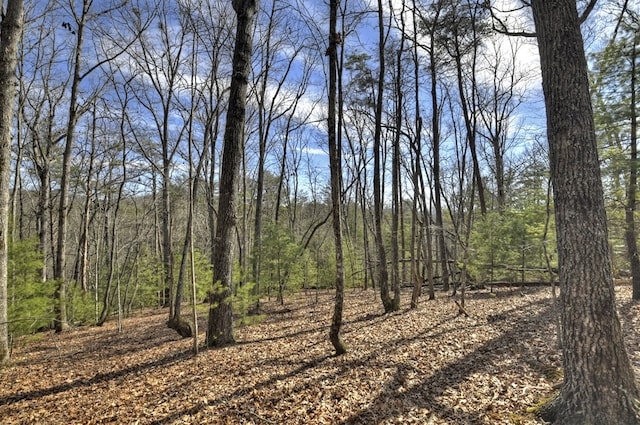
[611,0,629,42]
[482,0,537,38]
[579,0,598,23]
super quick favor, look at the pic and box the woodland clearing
[2,284,639,425]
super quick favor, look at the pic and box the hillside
[2,284,639,424]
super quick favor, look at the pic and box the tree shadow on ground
[337,305,554,424]
[148,354,333,425]
[147,294,553,424]
[238,324,327,345]
[0,348,191,406]
[11,314,186,367]
[2,288,557,424]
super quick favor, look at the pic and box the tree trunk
[35,163,50,282]
[531,1,640,423]
[328,0,347,356]
[0,0,24,363]
[161,153,174,317]
[374,0,393,312]
[170,36,208,338]
[426,12,450,293]
[54,0,92,332]
[251,0,279,311]
[452,28,485,216]
[75,106,97,293]
[206,0,258,348]
[410,116,422,308]
[97,169,125,327]
[390,2,405,311]
[628,40,640,300]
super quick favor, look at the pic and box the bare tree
[0,0,24,363]
[476,36,527,211]
[327,0,347,356]
[252,0,307,309]
[20,5,67,284]
[390,2,406,311]
[374,0,394,312]
[409,0,435,305]
[53,0,140,332]
[417,2,451,292]
[206,0,258,348]
[125,0,188,322]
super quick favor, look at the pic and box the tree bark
[374,0,393,313]
[390,0,405,311]
[531,1,640,423]
[54,0,94,332]
[425,7,450,292]
[0,0,24,363]
[410,42,422,308]
[206,0,258,348]
[74,105,98,293]
[451,16,485,216]
[628,40,640,300]
[328,0,347,356]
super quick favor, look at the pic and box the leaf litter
[2,283,639,424]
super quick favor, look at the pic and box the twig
[454,300,470,318]
[242,409,277,424]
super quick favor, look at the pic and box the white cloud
[301,146,327,156]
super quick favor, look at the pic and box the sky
[17,0,621,200]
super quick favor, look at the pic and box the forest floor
[2,283,640,425]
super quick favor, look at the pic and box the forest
[0,0,639,423]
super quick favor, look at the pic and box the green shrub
[66,284,95,326]
[233,281,263,326]
[7,238,55,336]
[260,223,307,303]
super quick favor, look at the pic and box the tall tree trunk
[425,8,449,292]
[410,0,424,308]
[10,82,24,242]
[206,77,222,278]
[172,165,202,337]
[531,1,640,423]
[0,0,24,363]
[390,0,405,311]
[54,0,92,332]
[451,6,485,216]
[36,163,50,282]
[374,0,393,312]
[75,105,97,293]
[97,162,126,327]
[161,152,174,318]
[170,35,206,338]
[252,0,279,311]
[206,0,258,348]
[410,180,421,308]
[358,165,371,290]
[328,0,347,356]
[628,40,640,300]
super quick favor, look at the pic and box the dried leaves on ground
[2,284,639,424]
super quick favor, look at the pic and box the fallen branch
[454,300,470,318]
[242,409,277,424]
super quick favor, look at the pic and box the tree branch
[579,0,598,23]
[482,0,537,38]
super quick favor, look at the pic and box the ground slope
[2,285,639,424]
